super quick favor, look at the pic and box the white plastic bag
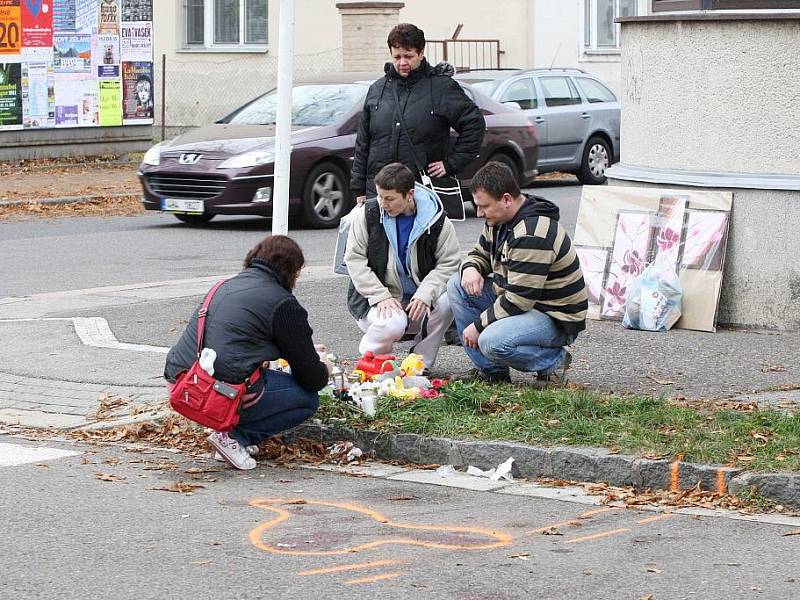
[623,264,682,332]
[332,211,352,275]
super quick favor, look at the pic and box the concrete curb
[0,192,137,208]
[286,423,800,510]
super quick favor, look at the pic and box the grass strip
[318,382,800,472]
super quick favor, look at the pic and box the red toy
[354,352,397,380]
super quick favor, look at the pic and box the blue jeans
[231,370,320,446]
[446,273,575,376]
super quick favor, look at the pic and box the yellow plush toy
[400,353,426,377]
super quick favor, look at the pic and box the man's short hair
[469,161,520,200]
[387,23,425,52]
[374,162,416,195]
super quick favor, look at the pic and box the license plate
[161,198,204,213]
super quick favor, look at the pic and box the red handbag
[169,280,261,431]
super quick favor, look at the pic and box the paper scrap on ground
[467,457,515,481]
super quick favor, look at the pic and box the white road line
[0,317,169,353]
[0,442,79,466]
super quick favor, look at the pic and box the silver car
[455,68,620,184]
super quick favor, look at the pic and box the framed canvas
[681,210,729,271]
[600,211,654,320]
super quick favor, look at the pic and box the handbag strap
[195,279,262,386]
[196,280,226,356]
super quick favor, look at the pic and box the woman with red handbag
[164,235,333,470]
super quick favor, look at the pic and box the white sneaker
[213,444,259,462]
[207,432,256,470]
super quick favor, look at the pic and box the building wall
[620,19,800,175]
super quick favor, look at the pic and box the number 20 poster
[0,0,22,56]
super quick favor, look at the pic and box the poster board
[574,186,733,332]
[0,0,151,130]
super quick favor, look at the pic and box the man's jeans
[447,273,575,376]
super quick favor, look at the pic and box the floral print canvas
[652,195,688,270]
[681,210,729,271]
[601,211,654,319]
[575,247,609,314]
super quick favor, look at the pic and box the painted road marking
[297,560,402,576]
[0,442,79,466]
[0,317,168,353]
[249,498,514,556]
[345,572,402,585]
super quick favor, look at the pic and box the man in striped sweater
[447,162,588,385]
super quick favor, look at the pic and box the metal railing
[426,25,503,72]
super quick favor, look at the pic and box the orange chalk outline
[297,560,402,576]
[345,572,403,585]
[248,498,514,556]
[637,513,676,525]
[564,527,630,544]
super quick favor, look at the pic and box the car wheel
[302,162,350,229]
[578,137,611,185]
[488,152,521,186]
[174,213,215,225]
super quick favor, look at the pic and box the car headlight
[218,151,275,169]
[142,143,161,166]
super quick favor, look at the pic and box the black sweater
[164,259,328,394]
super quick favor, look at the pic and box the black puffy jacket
[350,59,486,196]
[164,259,328,394]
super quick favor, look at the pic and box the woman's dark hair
[374,162,415,195]
[387,23,425,51]
[243,235,305,283]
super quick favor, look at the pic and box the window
[185,0,268,49]
[540,77,582,107]
[500,78,538,109]
[583,0,639,52]
[575,77,617,103]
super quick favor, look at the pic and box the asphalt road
[2,435,799,600]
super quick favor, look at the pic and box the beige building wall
[620,19,800,175]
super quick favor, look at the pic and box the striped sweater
[461,194,588,335]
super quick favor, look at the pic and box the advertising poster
[53,33,91,72]
[98,77,120,125]
[21,0,53,60]
[92,32,119,78]
[98,0,119,33]
[75,0,98,33]
[22,61,54,127]
[121,0,150,22]
[0,0,22,59]
[54,71,96,126]
[52,0,74,31]
[119,20,150,62]
[121,59,151,122]
[0,61,22,128]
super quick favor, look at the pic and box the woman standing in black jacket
[351,23,485,202]
[165,235,332,470]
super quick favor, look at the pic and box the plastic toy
[400,353,425,376]
[355,352,397,380]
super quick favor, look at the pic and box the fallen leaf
[646,567,663,574]
[388,496,417,501]
[639,596,653,600]
[34,463,49,468]
[151,481,205,494]
[541,527,563,536]
[94,472,125,482]
[282,499,307,505]
[184,467,222,475]
[508,553,530,560]
[192,560,213,566]
[762,364,786,373]
[783,529,800,537]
